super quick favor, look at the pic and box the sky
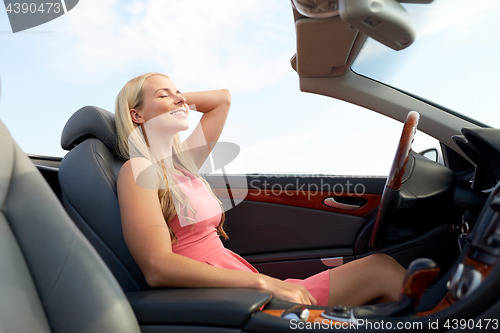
[353,0,500,128]
[0,0,498,176]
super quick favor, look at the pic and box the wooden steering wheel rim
[387,111,420,190]
[369,111,420,250]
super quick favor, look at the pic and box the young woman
[115,72,406,307]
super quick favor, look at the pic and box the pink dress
[170,168,330,306]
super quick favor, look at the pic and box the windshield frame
[351,70,491,129]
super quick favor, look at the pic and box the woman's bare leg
[327,253,406,307]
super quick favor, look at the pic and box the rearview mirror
[291,0,434,51]
[339,0,416,50]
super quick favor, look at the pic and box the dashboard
[453,127,500,191]
[421,174,500,316]
[419,127,500,315]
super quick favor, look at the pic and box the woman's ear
[130,109,145,124]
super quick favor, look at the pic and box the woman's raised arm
[182,89,231,168]
[116,159,316,305]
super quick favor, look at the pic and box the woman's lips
[169,108,187,117]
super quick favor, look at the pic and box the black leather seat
[59,106,149,292]
[0,118,140,332]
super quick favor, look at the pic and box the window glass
[352,0,500,128]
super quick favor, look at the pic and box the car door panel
[222,201,368,254]
[208,175,385,279]
[32,162,387,281]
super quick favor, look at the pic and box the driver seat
[59,106,150,292]
[0,118,140,332]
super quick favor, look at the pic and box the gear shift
[401,258,440,306]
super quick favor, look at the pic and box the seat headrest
[61,106,117,152]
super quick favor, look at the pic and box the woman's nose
[175,95,186,104]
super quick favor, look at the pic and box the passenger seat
[0,118,140,333]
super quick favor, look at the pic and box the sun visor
[295,16,358,76]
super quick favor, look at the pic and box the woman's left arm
[182,89,231,168]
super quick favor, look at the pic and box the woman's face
[130,75,189,132]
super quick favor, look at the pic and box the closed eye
[155,88,182,97]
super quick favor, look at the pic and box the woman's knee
[365,254,405,299]
[364,253,406,281]
[364,253,395,267]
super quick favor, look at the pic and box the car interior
[3,0,500,332]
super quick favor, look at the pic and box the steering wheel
[369,111,420,251]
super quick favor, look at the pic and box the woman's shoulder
[118,158,160,190]
[118,157,150,180]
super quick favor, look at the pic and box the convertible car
[2,0,500,332]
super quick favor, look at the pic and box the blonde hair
[115,72,227,242]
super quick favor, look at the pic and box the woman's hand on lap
[258,275,317,305]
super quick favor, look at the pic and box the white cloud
[43,0,295,93]
[415,0,499,38]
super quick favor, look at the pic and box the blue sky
[0,0,498,175]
